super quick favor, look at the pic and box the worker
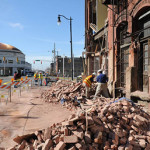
[45,72,49,86]
[94,69,110,99]
[39,72,43,86]
[83,73,96,99]
[34,71,39,85]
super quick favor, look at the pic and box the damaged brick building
[84,0,150,98]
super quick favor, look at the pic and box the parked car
[27,72,34,77]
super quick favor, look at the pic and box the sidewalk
[0,86,73,148]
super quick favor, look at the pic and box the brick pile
[93,98,150,149]
[8,97,150,150]
[41,80,86,103]
[41,80,96,106]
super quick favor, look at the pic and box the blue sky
[0,0,85,70]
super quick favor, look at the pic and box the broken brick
[64,135,78,143]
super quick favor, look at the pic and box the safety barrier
[0,77,32,104]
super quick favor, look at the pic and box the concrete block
[64,135,78,143]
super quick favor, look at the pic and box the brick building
[85,0,150,97]
[105,0,150,97]
[84,0,108,76]
[55,56,84,77]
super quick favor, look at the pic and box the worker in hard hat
[94,69,110,99]
[83,73,96,99]
[34,71,39,85]
[39,72,43,86]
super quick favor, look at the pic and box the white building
[0,43,31,76]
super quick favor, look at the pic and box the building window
[120,46,129,87]
[8,60,13,64]
[21,61,25,64]
[120,25,130,45]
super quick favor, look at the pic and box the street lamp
[57,14,73,80]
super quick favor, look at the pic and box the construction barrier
[0,77,32,104]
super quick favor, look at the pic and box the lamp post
[57,14,73,80]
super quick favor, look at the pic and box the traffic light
[33,61,35,64]
[41,60,42,64]
[16,57,18,62]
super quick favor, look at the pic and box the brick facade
[107,0,150,97]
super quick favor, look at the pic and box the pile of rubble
[95,97,150,149]
[41,80,85,102]
[9,97,150,150]
[41,80,96,107]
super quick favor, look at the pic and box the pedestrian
[34,71,39,85]
[45,72,49,86]
[83,72,96,99]
[16,72,21,80]
[94,69,110,99]
[14,71,18,81]
[39,72,43,86]
[14,71,19,88]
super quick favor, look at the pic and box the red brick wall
[107,0,150,93]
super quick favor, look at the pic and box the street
[0,85,73,148]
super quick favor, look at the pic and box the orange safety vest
[34,73,38,79]
[83,75,93,87]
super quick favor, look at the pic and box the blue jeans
[35,80,38,85]
[40,79,42,86]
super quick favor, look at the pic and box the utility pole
[54,43,56,72]
[52,43,56,74]
[73,54,74,78]
[57,15,73,80]
[63,54,65,78]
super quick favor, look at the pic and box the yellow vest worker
[39,73,43,79]
[39,72,43,86]
[83,73,96,99]
[34,73,38,79]
[34,72,39,85]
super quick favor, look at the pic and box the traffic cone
[44,79,46,85]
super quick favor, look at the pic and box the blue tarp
[108,97,135,106]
